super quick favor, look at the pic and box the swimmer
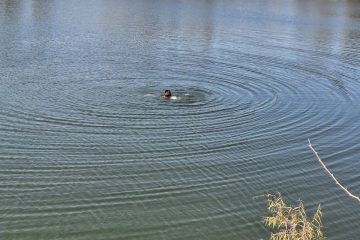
[162,90,172,98]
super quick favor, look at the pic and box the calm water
[1,0,359,239]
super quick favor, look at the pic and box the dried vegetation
[263,193,324,240]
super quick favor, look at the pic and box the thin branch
[308,139,360,203]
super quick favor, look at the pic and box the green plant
[263,193,324,240]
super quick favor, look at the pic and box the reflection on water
[0,0,360,240]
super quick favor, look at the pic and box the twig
[308,139,360,203]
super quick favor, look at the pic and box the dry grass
[263,193,324,240]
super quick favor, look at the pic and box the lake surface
[1,0,359,239]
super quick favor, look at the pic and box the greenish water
[0,0,359,239]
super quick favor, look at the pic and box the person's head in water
[163,90,172,98]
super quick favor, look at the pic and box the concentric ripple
[1,0,360,240]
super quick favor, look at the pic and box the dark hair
[164,90,172,97]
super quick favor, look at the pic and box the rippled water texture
[1,0,360,239]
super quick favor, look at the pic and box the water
[1,0,359,239]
